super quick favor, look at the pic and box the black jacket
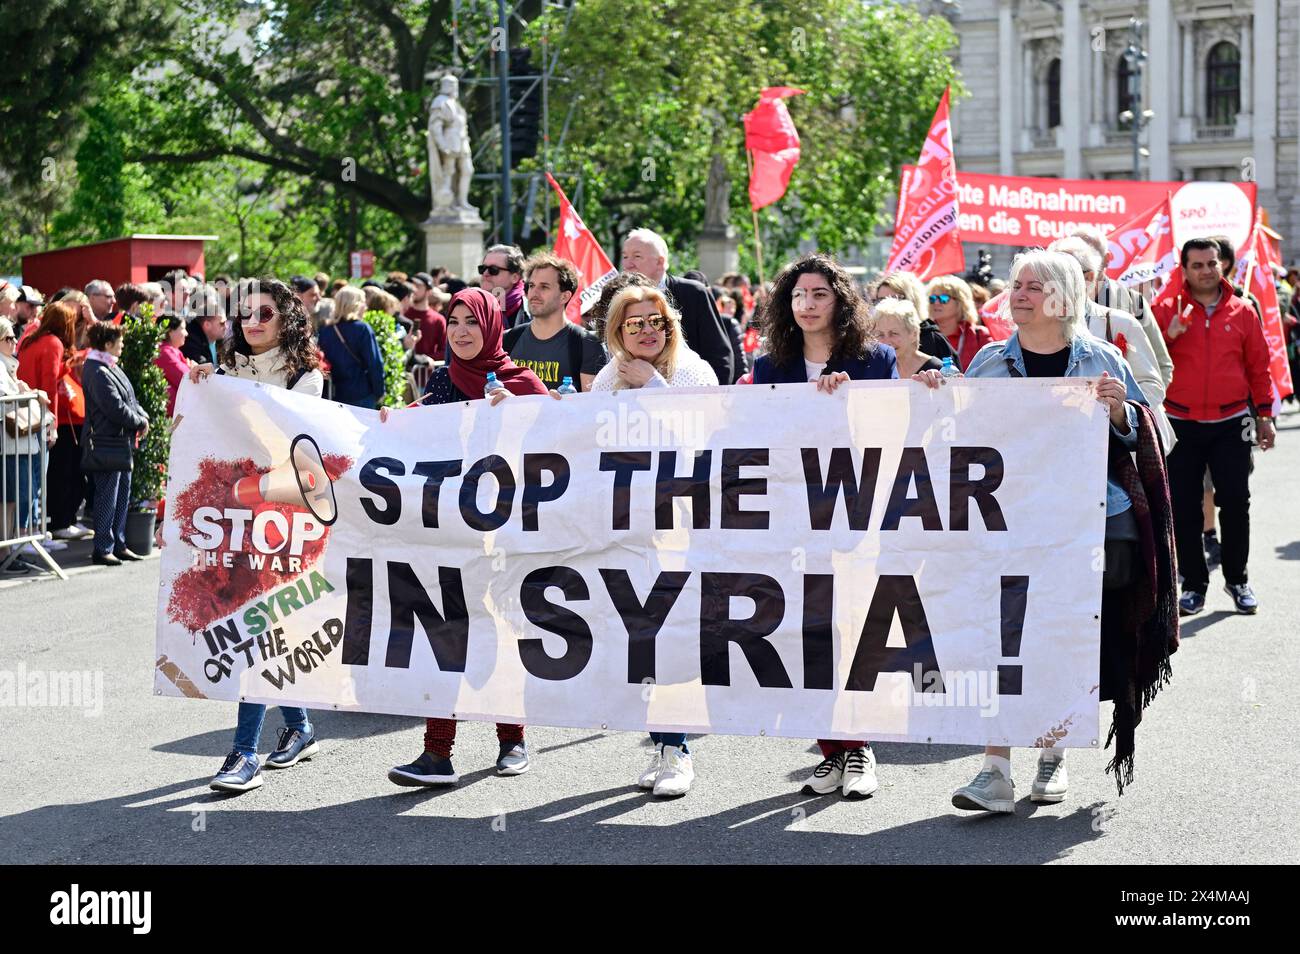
[83,358,149,468]
[918,319,957,363]
[663,274,734,384]
[724,316,745,382]
[181,319,217,366]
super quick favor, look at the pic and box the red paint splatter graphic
[166,453,352,633]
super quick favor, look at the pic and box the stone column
[1147,0,1172,181]
[1022,45,1035,143]
[1181,22,1195,117]
[1240,19,1254,117]
[1061,0,1083,176]
[999,0,1015,173]
[1253,4,1276,190]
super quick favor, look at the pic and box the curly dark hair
[589,270,655,335]
[760,253,874,368]
[222,277,319,378]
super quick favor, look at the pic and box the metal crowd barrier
[1,392,66,579]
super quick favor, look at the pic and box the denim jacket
[966,332,1147,516]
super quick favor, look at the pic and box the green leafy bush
[362,309,406,408]
[117,303,171,510]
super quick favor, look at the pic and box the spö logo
[49,884,151,934]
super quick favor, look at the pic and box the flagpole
[746,149,767,288]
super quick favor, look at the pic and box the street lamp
[1122,18,1151,179]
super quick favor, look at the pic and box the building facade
[936,0,1293,266]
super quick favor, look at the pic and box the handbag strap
[333,324,364,366]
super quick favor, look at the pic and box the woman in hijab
[383,288,547,788]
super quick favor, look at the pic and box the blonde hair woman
[872,271,957,365]
[320,285,385,408]
[926,274,990,371]
[589,285,717,391]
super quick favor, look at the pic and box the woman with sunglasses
[926,275,990,372]
[384,287,549,788]
[587,284,716,797]
[188,278,324,792]
[754,253,896,801]
[870,272,956,365]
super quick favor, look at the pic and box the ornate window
[1046,59,1061,129]
[1205,42,1240,126]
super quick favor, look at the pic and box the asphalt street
[2,408,1298,864]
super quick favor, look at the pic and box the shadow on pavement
[152,710,424,756]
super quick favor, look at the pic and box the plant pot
[125,509,156,556]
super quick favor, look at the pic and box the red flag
[977,288,1015,341]
[886,87,964,280]
[1236,213,1294,401]
[1104,195,1176,287]
[546,173,617,324]
[744,86,804,210]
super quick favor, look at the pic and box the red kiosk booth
[20,234,220,295]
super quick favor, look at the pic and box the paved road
[3,408,1299,864]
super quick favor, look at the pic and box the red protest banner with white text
[921,171,1256,252]
[1105,195,1177,287]
[887,88,964,279]
[546,173,617,324]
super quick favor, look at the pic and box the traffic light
[508,48,540,166]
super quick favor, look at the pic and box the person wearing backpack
[503,254,607,391]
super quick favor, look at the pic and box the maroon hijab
[446,288,547,397]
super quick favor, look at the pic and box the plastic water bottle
[484,371,500,397]
[557,376,577,395]
[940,357,963,379]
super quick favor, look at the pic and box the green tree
[362,310,407,408]
[529,0,961,264]
[118,304,171,510]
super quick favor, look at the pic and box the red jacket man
[1151,237,1273,617]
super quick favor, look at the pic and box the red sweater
[945,323,993,372]
[16,333,65,425]
[1151,273,1274,420]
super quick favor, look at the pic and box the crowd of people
[1,219,1286,813]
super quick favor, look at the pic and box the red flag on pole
[886,87,964,280]
[1235,212,1294,401]
[1104,194,1177,287]
[744,87,804,210]
[546,173,617,325]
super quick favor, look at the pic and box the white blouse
[221,349,324,396]
[589,345,719,391]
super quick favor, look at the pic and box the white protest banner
[155,375,1109,748]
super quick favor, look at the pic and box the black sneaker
[1203,532,1222,572]
[265,726,319,768]
[1224,583,1258,615]
[210,751,264,792]
[388,752,458,787]
[1178,590,1206,616]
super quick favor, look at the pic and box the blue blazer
[752,344,898,384]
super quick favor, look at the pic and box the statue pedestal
[696,226,740,283]
[422,210,487,279]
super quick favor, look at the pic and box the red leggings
[817,739,868,759]
[424,718,524,758]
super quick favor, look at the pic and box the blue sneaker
[210,751,263,792]
[388,751,458,787]
[265,726,319,769]
[1224,583,1258,615]
[1178,590,1206,616]
[496,741,530,775]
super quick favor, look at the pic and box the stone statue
[428,74,475,215]
[703,151,731,231]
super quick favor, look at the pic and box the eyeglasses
[928,293,952,305]
[478,264,511,277]
[622,316,667,335]
[239,306,277,325]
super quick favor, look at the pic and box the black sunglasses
[478,264,512,277]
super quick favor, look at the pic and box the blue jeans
[90,469,131,556]
[650,732,688,753]
[233,702,311,757]
[3,454,42,533]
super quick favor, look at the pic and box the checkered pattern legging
[424,719,524,759]
[91,470,131,556]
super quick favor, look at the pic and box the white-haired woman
[871,271,957,365]
[926,274,990,371]
[870,298,942,378]
[319,285,385,409]
[915,250,1177,811]
[592,284,715,797]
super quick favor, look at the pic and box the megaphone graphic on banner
[231,434,338,525]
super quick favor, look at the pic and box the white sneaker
[72,523,95,539]
[51,527,84,541]
[841,746,879,800]
[637,745,663,790]
[1030,751,1068,803]
[652,745,694,797]
[951,766,1016,814]
[801,752,846,795]
[24,540,66,553]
